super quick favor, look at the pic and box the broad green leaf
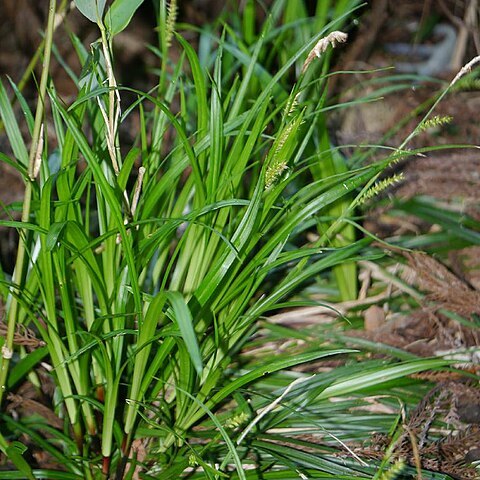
[104,0,145,36]
[74,0,107,23]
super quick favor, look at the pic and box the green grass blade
[166,291,203,376]
[0,79,29,166]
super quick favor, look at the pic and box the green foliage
[378,460,406,480]
[104,0,146,35]
[0,1,462,479]
[74,0,146,35]
[74,0,107,24]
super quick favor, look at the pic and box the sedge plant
[0,1,454,478]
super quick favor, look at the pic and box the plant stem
[0,0,68,135]
[98,23,121,176]
[0,0,57,406]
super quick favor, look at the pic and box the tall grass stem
[0,0,57,407]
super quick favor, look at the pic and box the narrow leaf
[0,79,28,166]
[5,443,34,480]
[7,347,48,389]
[167,292,203,375]
[317,359,451,400]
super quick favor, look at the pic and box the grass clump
[0,1,457,479]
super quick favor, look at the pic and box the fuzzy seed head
[360,173,405,204]
[225,411,249,429]
[302,31,348,73]
[418,115,453,133]
[166,0,178,48]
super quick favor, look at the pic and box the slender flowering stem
[0,0,57,406]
